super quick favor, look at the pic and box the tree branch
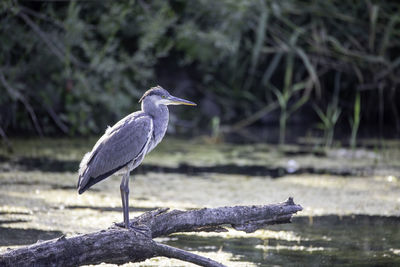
[0,125,12,152]
[0,198,302,266]
[0,69,43,137]
[221,101,279,133]
[17,9,88,69]
[153,243,226,267]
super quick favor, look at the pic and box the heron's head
[139,86,197,108]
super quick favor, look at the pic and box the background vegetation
[1,0,399,145]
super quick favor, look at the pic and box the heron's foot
[129,224,152,238]
[114,221,133,228]
[114,221,151,237]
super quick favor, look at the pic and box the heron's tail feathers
[77,152,92,194]
[77,170,91,194]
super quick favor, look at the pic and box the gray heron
[77,86,196,228]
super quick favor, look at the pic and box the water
[150,215,400,266]
[0,137,400,266]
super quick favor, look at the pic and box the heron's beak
[168,96,197,106]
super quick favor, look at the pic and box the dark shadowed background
[1,0,399,145]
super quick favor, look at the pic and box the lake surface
[0,137,399,266]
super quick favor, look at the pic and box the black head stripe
[139,85,164,103]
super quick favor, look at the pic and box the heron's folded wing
[80,114,153,191]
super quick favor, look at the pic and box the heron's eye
[162,95,166,99]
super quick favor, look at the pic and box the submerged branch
[0,198,302,266]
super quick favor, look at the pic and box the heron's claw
[114,221,127,228]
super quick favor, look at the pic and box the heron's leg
[120,172,130,228]
[116,173,150,236]
[123,173,130,228]
[120,175,126,226]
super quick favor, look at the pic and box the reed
[349,92,361,149]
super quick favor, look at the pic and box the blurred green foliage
[0,0,399,144]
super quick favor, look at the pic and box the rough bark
[0,198,302,267]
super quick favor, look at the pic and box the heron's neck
[141,102,169,120]
[142,102,169,145]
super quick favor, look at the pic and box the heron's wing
[78,112,153,193]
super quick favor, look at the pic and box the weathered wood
[0,198,302,267]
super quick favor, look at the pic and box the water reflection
[162,215,400,266]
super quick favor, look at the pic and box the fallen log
[0,197,302,267]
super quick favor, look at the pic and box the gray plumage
[77,86,196,228]
[77,113,153,193]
